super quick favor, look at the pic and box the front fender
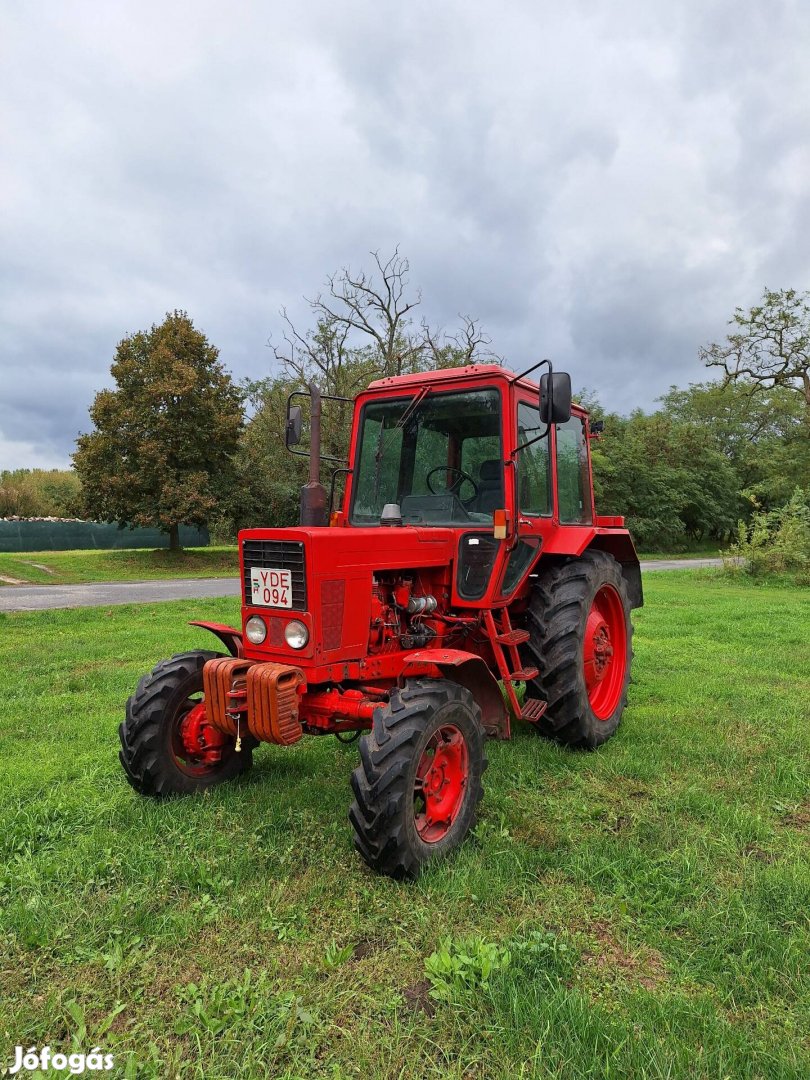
[189,620,243,658]
[399,648,508,739]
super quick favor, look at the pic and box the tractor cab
[330,363,605,609]
[350,383,505,527]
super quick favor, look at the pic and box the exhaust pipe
[299,383,327,526]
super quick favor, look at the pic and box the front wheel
[119,650,253,796]
[522,551,633,748]
[349,679,487,879]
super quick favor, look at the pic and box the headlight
[245,616,267,644]
[284,619,309,649]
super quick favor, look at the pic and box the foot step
[505,668,538,682]
[520,698,548,722]
[495,629,530,645]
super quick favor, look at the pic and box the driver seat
[476,459,503,515]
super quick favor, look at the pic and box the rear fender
[586,534,643,609]
[400,649,508,739]
[189,621,244,657]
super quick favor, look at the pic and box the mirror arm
[285,388,354,462]
[509,357,552,384]
[512,427,551,458]
[511,358,554,457]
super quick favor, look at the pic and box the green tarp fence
[0,521,209,553]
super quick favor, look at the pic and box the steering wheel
[426,465,479,503]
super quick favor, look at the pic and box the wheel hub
[583,584,627,720]
[414,725,469,844]
[178,702,228,765]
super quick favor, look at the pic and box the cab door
[495,394,553,598]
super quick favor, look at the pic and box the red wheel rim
[583,585,627,720]
[170,698,230,777]
[413,724,469,843]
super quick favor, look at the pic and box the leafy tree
[0,469,81,517]
[701,287,810,414]
[593,410,741,549]
[73,311,243,550]
[660,378,810,509]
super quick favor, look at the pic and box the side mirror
[539,371,572,425]
[286,404,302,447]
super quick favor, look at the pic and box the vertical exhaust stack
[299,383,328,526]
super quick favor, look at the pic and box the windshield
[350,387,503,526]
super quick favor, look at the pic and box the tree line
[55,256,810,552]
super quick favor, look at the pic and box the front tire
[119,650,253,796]
[349,679,486,879]
[522,551,633,748]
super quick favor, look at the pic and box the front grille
[242,539,307,610]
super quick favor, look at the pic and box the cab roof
[365,363,587,414]
[367,364,510,391]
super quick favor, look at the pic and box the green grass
[0,575,808,1078]
[0,546,238,586]
[637,546,723,561]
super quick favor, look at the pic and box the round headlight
[284,619,309,649]
[245,616,267,645]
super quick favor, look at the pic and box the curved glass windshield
[350,388,502,526]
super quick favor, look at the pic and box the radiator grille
[242,539,307,610]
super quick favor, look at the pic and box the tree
[222,250,501,536]
[0,469,81,517]
[73,311,243,550]
[701,288,810,413]
[592,408,741,549]
[660,378,809,509]
[269,248,500,395]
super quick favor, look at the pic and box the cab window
[555,416,592,524]
[516,402,551,516]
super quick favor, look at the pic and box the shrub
[723,489,810,581]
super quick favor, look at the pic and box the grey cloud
[1,0,809,467]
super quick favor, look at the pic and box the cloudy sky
[2,0,809,469]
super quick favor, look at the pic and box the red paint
[583,584,627,719]
[174,701,230,774]
[189,621,243,657]
[414,724,469,842]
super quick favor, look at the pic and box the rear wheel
[119,650,253,796]
[522,551,633,747]
[349,679,486,879]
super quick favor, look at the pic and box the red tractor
[120,362,642,878]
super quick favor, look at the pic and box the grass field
[0,547,237,586]
[1,573,808,1078]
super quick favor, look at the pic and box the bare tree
[268,248,500,391]
[423,314,500,369]
[701,288,810,415]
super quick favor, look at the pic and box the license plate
[250,567,292,608]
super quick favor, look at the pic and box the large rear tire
[349,679,486,879]
[119,650,253,796]
[522,550,633,748]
